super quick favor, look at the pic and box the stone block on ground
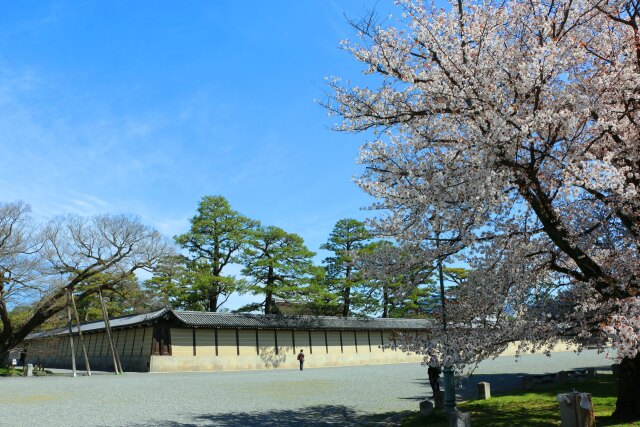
[577,393,595,427]
[477,382,490,399]
[25,364,33,377]
[420,400,434,416]
[449,409,471,427]
[557,392,595,427]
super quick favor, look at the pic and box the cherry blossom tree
[327,0,640,419]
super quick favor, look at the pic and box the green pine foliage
[144,197,456,319]
[143,255,190,308]
[357,240,440,318]
[320,218,372,317]
[240,226,315,315]
[173,195,258,312]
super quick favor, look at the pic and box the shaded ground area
[0,350,610,426]
[128,406,413,427]
[406,376,638,427]
[455,349,612,401]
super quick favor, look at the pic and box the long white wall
[149,328,423,372]
[25,326,427,373]
[25,326,153,372]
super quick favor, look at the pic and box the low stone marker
[477,382,491,399]
[420,400,434,416]
[26,363,33,377]
[557,391,595,427]
[557,371,569,384]
[434,390,445,409]
[450,409,471,427]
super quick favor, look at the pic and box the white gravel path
[0,349,610,426]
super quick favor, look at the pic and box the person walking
[297,349,305,371]
[427,353,441,394]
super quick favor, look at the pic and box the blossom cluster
[327,0,640,362]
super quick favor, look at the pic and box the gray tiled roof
[174,310,432,331]
[27,308,171,338]
[26,308,433,339]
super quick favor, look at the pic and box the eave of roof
[173,310,433,331]
[26,308,171,339]
[25,308,433,340]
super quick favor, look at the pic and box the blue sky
[0,1,405,309]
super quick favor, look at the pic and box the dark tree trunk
[264,267,275,315]
[342,285,350,318]
[613,353,640,421]
[208,292,218,312]
[382,287,389,318]
[265,291,273,315]
[343,261,352,318]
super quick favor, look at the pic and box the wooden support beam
[65,288,77,377]
[69,289,91,376]
[98,289,122,374]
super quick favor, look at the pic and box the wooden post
[99,289,122,374]
[69,289,91,376]
[65,288,77,377]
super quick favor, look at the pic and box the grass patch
[401,375,640,427]
[0,367,55,377]
[0,367,23,376]
[402,409,449,427]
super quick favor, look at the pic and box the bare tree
[0,203,172,362]
[0,202,43,359]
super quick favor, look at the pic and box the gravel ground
[0,350,610,427]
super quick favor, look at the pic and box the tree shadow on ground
[403,369,609,406]
[130,405,413,427]
[406,371,530,401]
[399,372,528,403]
[461,404,559,427]
[457,368,611,399]
[457,372,527,397]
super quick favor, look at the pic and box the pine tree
[320,219,371,317]
[174,196,258,311]
[241,226,315,315]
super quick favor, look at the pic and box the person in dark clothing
[297,349,305,371]
[427,353,441,393]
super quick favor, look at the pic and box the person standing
[297,349,305,371]
[427,353,441,393]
